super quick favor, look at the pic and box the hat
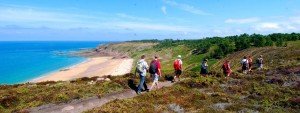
[177,55,182,58]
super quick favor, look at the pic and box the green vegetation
[0,76,127,113]
[106,33,300,74]
[87,73,300,113]
[86,37,300,113]
[1,33,300,112]
[154,33,300,59]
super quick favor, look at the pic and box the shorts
[151,73,159,83]
[175,70,182,75]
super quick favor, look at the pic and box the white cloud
[163,0,211,16]
[253,22,299,32]
[115,22,198,32]
[116,13,151,21]
[0,6,108,29]
[161,6,167,15]
[225,17,260,24]
[0,5,202,34]
[257,23,280,29]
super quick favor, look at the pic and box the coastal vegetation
[87,72,300,112]
[0,76,128,113]
[87,39,300,113]
[0,33,300,112]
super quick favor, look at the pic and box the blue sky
[0,0,300,41]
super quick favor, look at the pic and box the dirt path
[29,81,174,113]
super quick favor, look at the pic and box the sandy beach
[32,57,133,82]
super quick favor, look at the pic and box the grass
[86,40,300,113]
[87,70,300,113]
[0,76,126,113]
[211,41,300,73]
[106,41,215,74]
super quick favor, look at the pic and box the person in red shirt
[173,55,183,82]
[222,60,232,78]
[149,56,161,90]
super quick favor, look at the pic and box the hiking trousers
[138,75,148,93]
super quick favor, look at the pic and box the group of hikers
[135,54,264,94]
[240,55,264,74]
[135,55,182,94]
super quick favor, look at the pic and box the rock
[282,81,299,87]
[88,81,95,85]
[96,78,105,81]
[168,104,184,113]
[105,78,111,81]
[211,103,232,110]
[219,84,227,89]
[237,108,259,113]
[27,84,37,88]
[62,105,74,111]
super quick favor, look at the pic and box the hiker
[173,55,183,82]
[257,55,264,70]
[149,56,162,91]
[241,56,249,74]
[248,56,253,72]
[222,60,232,77]
[136,55,149,94]
[200,59,209,76]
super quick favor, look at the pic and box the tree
[211,40,235,59]
[265,36,274,46]
[251,34,266,47]
[235,35,250,51]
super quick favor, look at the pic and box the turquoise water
[0,41,104,85]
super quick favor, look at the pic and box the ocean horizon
[0,41,107,85]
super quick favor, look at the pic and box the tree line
[153,33,300,59]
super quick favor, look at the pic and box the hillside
[211,41,300,72]
[1,33,300,113]
[86,40,300,113]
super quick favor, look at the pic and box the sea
[0,41,105,85]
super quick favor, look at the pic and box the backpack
[136,61,144,73]
[149,60,157,74]
[173,59,181,70]
[242,60,247,67]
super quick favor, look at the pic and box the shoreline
[29,58,88,83]
[31,57,133,83]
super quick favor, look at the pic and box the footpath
[29,81,174,113]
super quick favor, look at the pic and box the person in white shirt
[136,55,149,94]
[241,56,249,74]
[257,55,264,71]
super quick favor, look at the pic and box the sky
[0,0,300,41]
